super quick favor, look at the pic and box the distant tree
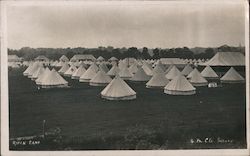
[152,48,160,59]
[159,49,168,58]
[134,48,142,59]
[18,47,37,60]
[126,47,138,58]
[8,49,19,56]
[111,48,122,59]
[218,44,231,52]
[204,48,215,58]
[107,46,114,52]
[175,48,183,58]
[167,48,175,58]
[182,47,194,59]
[142,47,151,59]
[8,46,212,61]
[66,48,74,59]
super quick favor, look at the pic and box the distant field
[8,67,246,150]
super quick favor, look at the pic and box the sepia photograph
[1,0,249,155]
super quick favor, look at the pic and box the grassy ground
[8,67,246,150]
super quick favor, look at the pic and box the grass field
[8,67,246,150]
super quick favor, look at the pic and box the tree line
[8,45,244,61]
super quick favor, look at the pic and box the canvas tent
[165,65,181,80]
[23,62,34,76]
[220,67,245,83]
[58,63,70,74]
[152,63,165,75]
[119,66,133,80]
[200,65,219,79]
[69,62,74,66]
[59,55,69,62]
[71,65,86,79]
[201,52,245,66]
[187,68,198,79]
[107,64,120,77]
[78,61,88,69]
[160,58,186,68]
[142,62,153,76]
[97,56,105,62]
[118,61,127,70]
[89,70,112,86]
[99,63,109,73]
[146,72,169,88]
[88,62,99,73]
[79,65,98,82]
[35,55,49,62]
[64,65,77,77]
[70,54,96,62]
[181,64,193,76]
[154,60,166,71]
[39,69,68,88]
[51,60,59,67]
[130,66,151,82]
[35,67,51,85]
[63,65,77,77]
[55,61,65,67]
[164,74,196,95]
[137,60,143,66]
[188,68,208,86]
[165,64,174,74]
[129,63,138,74]
[27,62,42,78]
[73,61,81,67]
[123,58,138,66]
[31,66,45,81]
[101,75,136,100]
[109,57,118,62]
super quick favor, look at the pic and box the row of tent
[22,58,245,100]
[11,57,204,68]
[9,52,245,69]
[23,62,68,88]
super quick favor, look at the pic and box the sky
[6,1,246,50]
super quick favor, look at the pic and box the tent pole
[43,120,46,139]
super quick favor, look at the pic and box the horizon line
[7,44,245,51]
